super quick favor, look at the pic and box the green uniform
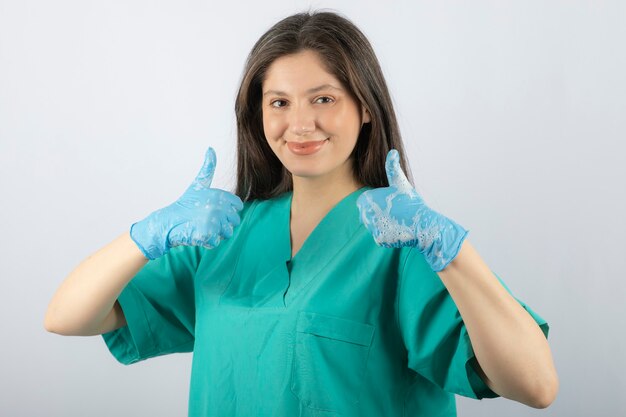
[102,186,549,416]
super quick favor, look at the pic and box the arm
[45,147,243,337]
[357,149,558,407]
[437,239,559,408]
[44,231,146,336]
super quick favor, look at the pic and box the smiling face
[261,49,370,185]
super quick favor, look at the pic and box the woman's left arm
[357,149,559,408]
[437,239,559,408]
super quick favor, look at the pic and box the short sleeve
[396,247,550,399]
[101,244,203,365]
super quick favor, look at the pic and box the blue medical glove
[356,149,469,272]
[130,147,244,260]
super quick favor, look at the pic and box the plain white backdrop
[1,1,624,416]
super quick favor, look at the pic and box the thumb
[192,147,217,190]
[385,149,411,190]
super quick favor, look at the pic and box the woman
[45,10,558,416]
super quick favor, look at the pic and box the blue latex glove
[130,147,244,260]
[356,149,469,272]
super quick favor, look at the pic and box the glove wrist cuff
[130,219,168,260]
[420,214,469,272]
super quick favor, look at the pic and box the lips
[288,139,327,146]
[286,138,328,155]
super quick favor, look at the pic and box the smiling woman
[45,8,556,417]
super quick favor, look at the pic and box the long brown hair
[234,9,413,201]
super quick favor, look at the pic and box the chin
[289,170,324,179]
[284,161,326,177]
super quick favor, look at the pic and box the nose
[289,104,316,136]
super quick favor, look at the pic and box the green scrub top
[102,186,549,417]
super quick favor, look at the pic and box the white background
[1,1,624,416]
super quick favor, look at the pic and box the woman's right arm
[45,147,243,337]
[44,231,147,336]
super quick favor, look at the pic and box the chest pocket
[290,311,375,415]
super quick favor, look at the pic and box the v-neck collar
[276,185,372,305]
[224,185,373,310]
[283,185,371,263]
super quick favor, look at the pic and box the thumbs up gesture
[356,149,469,272]
[130,147,244,260]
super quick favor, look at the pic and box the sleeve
[395,247,550,399]
[101,244,204,365]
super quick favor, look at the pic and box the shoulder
[397,246,443,296]
[241,192,290,221]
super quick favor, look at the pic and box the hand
[130,147,244,260]
[356,149,469,272]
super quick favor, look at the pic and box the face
[261,49,370,184]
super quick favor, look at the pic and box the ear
[361,106,371,124]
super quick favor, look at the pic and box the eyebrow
[262,83,342,97]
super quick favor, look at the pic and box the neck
[290,163,363,218]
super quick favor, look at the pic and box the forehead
[262,50,342,93]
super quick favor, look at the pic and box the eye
[270,99,287,108]
[315,96,334,104]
